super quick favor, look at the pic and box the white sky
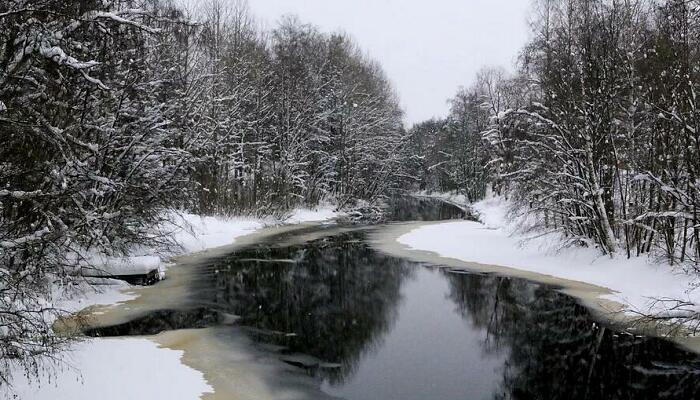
[247,0,532,125]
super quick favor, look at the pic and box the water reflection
[199,233,700,399]
[87,231,700,399]
[444,272,700,400]
[196,234,414,384]
[384,196,469,221]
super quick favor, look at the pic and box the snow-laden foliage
[0,0,407,387]
[405,68,512,202]
[182,9,407,216]
[0,0,194,385]
[411,0,700,268]
[494,0,700,263]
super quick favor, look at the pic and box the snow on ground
[285,205,340,224]
[173,213,265,253]
[85,254,162,277]
[93,207,341,277]
[4,338,212,400]
[57,279,137,313]
[398,196,700,319]
[72,206,340,311]
[2,206,342,399]
[167,206,341,257]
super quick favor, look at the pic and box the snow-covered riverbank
[2,206,340,399]
[5,338,214,400]
[82,207,340,280]
[398,196,700,326]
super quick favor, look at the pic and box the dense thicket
[185,6,407,215]
[406,67,523,202]
[0,0,406,383]
[0,0,193,383]
[411,0,700,267]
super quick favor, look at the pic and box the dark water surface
[383,195,469,221]
[89,198,700,400]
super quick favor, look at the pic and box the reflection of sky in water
[322,267,505,400]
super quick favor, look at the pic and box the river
[86,197,700,400]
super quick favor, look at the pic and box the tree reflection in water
[384,196,469,221]
[203,232,415,383]
[444,271,700,400]
[88,227,700,399]
[203,231,700,399]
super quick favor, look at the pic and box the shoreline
[6,207,341,400]
[27,200,700,399]
[82,222,349,400]
[369,220,700,354]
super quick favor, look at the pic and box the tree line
[409,0,700,267]
[0,0,406,383]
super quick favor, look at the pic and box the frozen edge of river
[393,196,700,337]
[2,206,341,400]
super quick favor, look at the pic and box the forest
[0,0,407,380]
[1,0,699,391]
[408,0,700,264]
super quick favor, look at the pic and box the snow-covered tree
[412,0,699,266]
[0,0,193,384]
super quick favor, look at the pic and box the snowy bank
[87,206,341,279]
[56,278,138,314]
[4,338,212,400]
[164,206,340,264]
[285,205,339,224]
[177,205,339,250]
[397,196,700,323]
[171,213,266,254]
[8,206,341,399]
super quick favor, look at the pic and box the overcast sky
[248,0,532,125]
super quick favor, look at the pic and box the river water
[88,197,700,400]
